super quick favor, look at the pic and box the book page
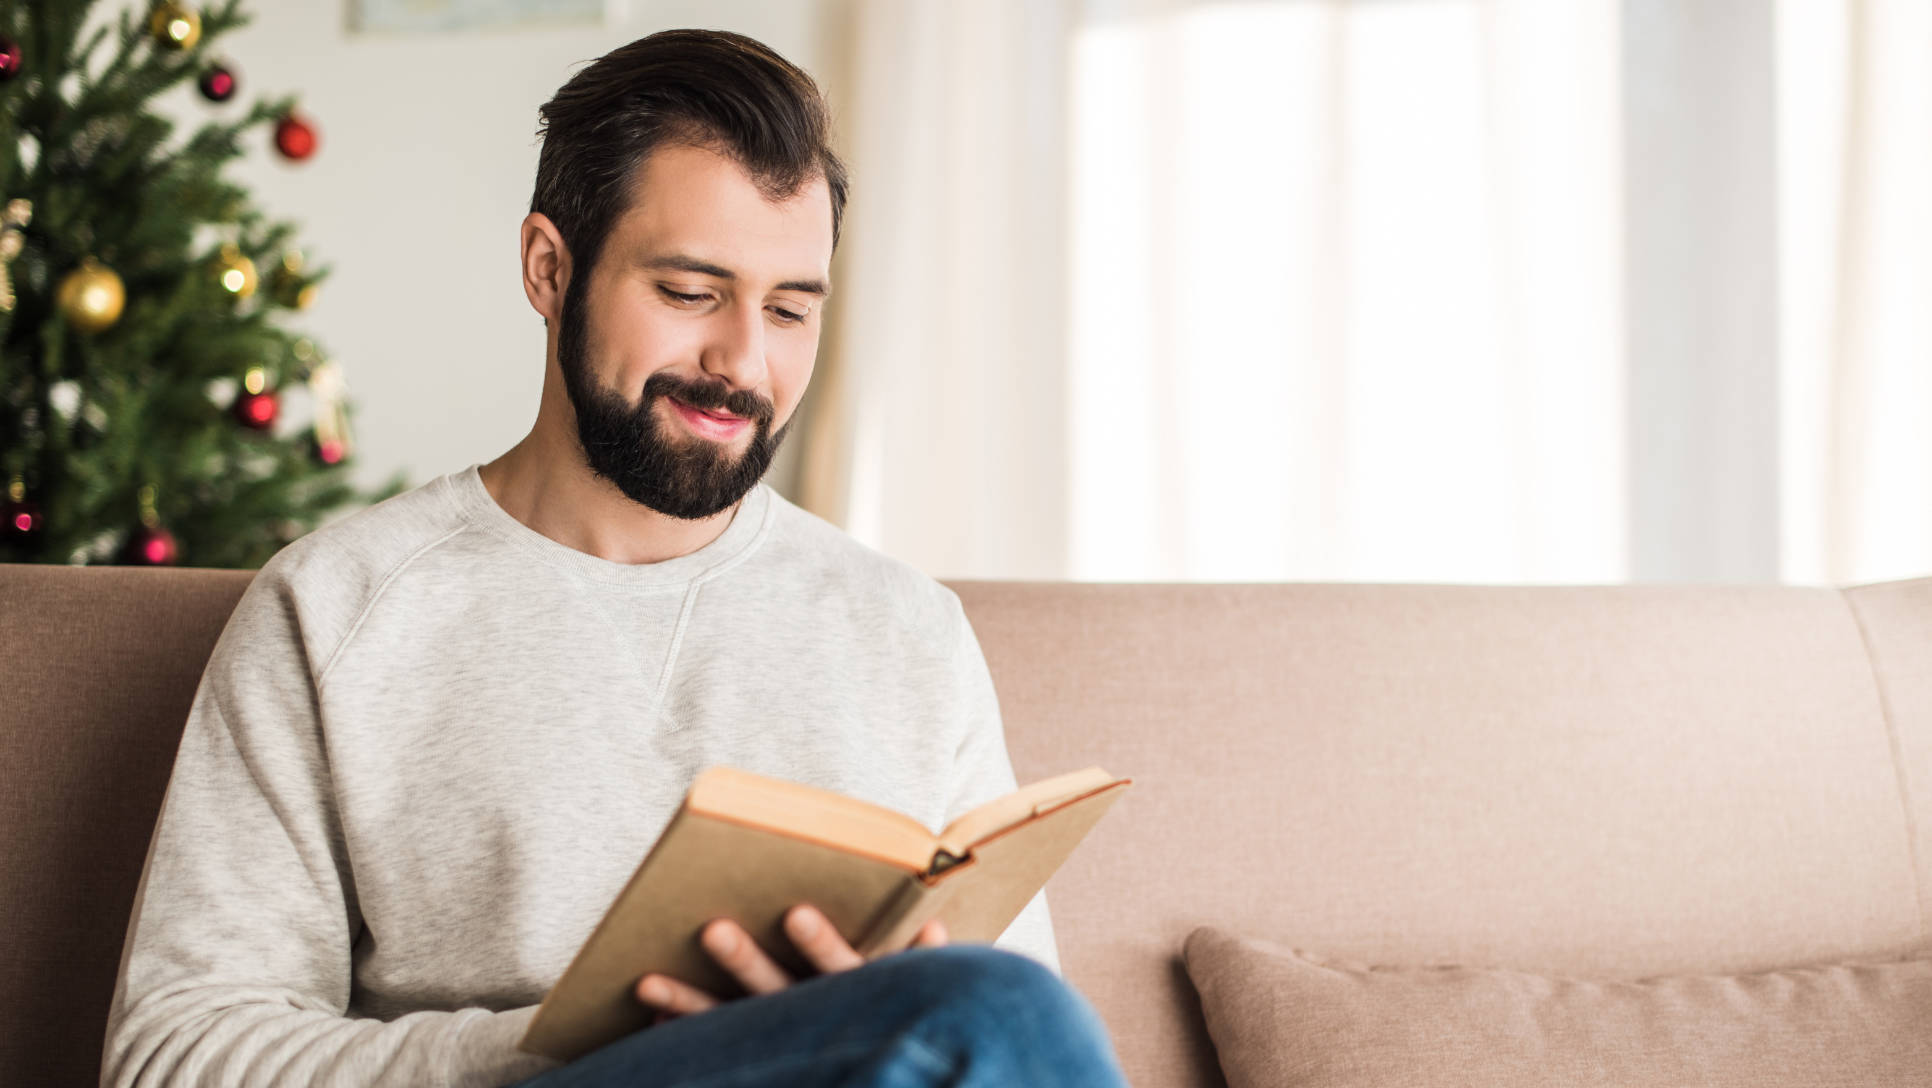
[687,766,940,871]
[688,764,1122,875]
[935,766,1119,858]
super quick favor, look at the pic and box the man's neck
[478,434,742,566]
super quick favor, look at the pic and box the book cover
[519,765,1132,1062]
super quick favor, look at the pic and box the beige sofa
[4,563,1929,1086]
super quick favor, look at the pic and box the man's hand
[634,903,949,1023]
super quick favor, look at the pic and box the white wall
[141,0,825,507]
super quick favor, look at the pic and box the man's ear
[520,212,571,325]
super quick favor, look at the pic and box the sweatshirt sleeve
[936,591,1063,978]
[100,563,562,1088]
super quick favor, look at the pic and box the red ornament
[3,497,42,538]
[120,525,179,565]
[312,434,346,465]
[198,63,237,102]
[234,388,279,430]
[0,36,21,82]
[274,114,318,161]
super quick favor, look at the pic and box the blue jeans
[509,944,1129,1087]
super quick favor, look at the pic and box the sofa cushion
[1183,925,1932,1087]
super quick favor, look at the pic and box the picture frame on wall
[349,0,604,35]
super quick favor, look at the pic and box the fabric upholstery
[1182,924,1932,1087]
[0,565,252,1087]
[960,579,1932,1088]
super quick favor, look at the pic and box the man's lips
[668,396,753,438]
[676,398,740,421]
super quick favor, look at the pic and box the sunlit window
[1776,0,1932,585]
[1068,1,1623,583]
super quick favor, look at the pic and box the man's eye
[660,287,710,305]
[771,308,807,324]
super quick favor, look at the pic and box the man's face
[555,143,833,520]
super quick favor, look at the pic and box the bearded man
[101,27,1126,1088]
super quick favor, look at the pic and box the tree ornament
[232,366,278,430]
[270,251,317,309]
[56,258,126,333]
[310,432,347,465]
[120,524,179,564]
[198,62,237,102]
[119,485,178,565]
[0,35,22,82]
[148,3,202,51]
[274,113,318,161]
[0,199,31,312]
[213,243,257,299]
[3,477,43,540]
[307,359,354,463]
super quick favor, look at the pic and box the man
[100,27,1127,1088]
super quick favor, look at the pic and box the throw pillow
[1183,925,1932,1088]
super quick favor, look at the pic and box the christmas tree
[0,0,405,569]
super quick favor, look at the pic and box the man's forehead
[619,144,834,286]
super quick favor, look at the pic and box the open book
[518,764,1133,1062]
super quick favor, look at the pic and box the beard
[555,271,793,521]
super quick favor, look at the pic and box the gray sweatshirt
[101,463,1058,1088]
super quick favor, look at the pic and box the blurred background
[93,0,1932,584]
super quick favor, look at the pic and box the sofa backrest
[960,578,1932,1088]
[5,564,1931,1087]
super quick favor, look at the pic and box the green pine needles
[0,0,406,568]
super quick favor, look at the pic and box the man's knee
[871,944,1124,1084]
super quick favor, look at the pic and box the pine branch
[2,0,411,567]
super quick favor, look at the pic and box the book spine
[855,873,956,958]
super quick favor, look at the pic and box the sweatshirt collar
[446,462,772,587]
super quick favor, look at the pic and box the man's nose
[699,300,768,393]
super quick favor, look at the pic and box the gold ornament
[56,258,126,333]
[214,243,257,299]
[0,199,31,312]
[270,251,316,310]
[148,3,202,50]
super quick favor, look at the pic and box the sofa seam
[1839,585,1927,944]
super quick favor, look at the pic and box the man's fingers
[911,918,949,948]
[634,973,720,1017]
[702,918,794,995]
[785,904,865,974]
[649,910,874,1015]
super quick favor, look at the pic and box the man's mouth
[668,396,752,439]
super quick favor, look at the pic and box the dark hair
[530,28,848,284]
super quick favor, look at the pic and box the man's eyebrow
[641,252,831,297]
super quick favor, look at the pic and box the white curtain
[797,0,1932,586]
[1778,0,1932,586]
[1065,0,1621,583]
[797,0,1077,579]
